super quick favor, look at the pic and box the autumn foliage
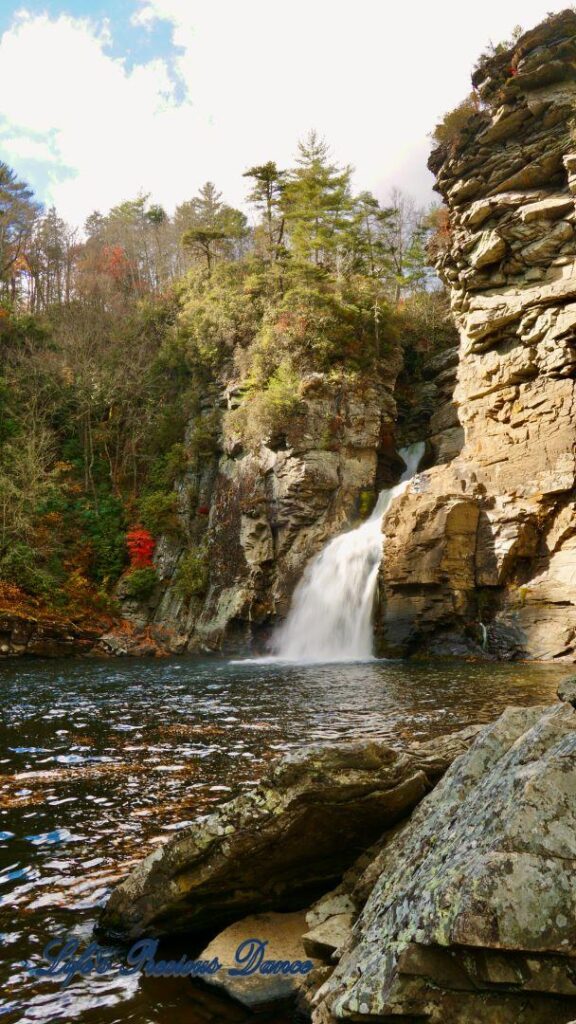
[126,527,156,568]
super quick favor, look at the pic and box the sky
[0,0,569,227]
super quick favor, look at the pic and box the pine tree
[348,191,396,280]
[243,161,286,261]
[0,161,40,295]
[180,182,248,275]
[281,132,354,270]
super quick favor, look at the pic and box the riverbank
[0,583,178,658]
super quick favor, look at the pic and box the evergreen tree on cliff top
[281,131,354,270]
[243,161,286,263]
[181,182,248,274]
[0,161,40,293]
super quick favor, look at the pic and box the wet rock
[95,627,171,658]
[149,368,402,652]
[100,729,478,941]
[558,675,576,708]
[313,702,576,1024]
[198,911,316,1009]
[0,612,103,658]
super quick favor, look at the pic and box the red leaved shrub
[126,527,155,568]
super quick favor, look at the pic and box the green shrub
[473,24,523,73]
[358,489,375,517]
[226,360,302,450]
[174,546,209,601]
[77,494,127,584]
[138,490,181,537]
[91,590,122,616]
[123,567,158,600]
[0,542,61,599]
[148,443,189,490]
[188,411,221,461]
[432,94,480,147]
[178,261,264,377]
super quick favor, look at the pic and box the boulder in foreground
[199,911,315,1008]
[313,702,576,1023]
[100,729,480,940]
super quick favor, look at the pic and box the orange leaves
[101,244,131,281]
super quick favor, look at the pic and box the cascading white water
[269,442,425,662]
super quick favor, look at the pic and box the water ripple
[0,654,566,1023]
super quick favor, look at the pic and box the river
[0,655,568,1023]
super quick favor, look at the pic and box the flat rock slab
[100,729,479,940]
[303,913,354,961]
[199,911,315,1008]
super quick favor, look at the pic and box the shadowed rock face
[147,370,401,654]
[99,729,480,940]
[378,11,576,661]
[313,701,576,1024]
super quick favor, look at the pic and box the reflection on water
[0,655,567,1023]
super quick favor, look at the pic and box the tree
[146,203,170,289]
[182,227,231,275]
[27,207,77,310]
[80,195,176,297]
[243,161,286,260]
[180,182,247,274]
[347,191,396,280]
[377,189,429,304]
[0,162,40,298]
[106,195,155,293]
[281,132,354,270]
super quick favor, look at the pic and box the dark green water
[0,655,568,1023]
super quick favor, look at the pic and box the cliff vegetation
[0,133,451,641]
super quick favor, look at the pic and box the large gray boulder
[100,729,480,940]
[313,702,576,1023]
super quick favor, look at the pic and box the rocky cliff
[379,10,576,661]
[120,12,576,663]
[141,367,401,653]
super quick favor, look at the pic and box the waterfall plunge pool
[0,654,568,1024]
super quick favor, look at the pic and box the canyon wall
[379,10,576,661]
[142,366,401,652]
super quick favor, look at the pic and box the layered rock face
[100,728,479,939]
[151,369,400,652]
[380,11,576,660]
[313,700,576,1023]
[0,611,102,658]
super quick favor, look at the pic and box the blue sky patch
[0,2,185,86]
[0,118,77,209]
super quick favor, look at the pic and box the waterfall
[269,442,425,662]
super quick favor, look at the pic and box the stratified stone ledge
[100,729,479,940]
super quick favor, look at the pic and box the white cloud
[0,9,196,224]
[130,4,160,30]
[0,0,570,226]
[0,134,59,164]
